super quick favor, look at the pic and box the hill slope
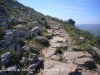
[0,0,100,75]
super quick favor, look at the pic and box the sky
[18,0,100,24]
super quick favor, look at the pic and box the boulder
[19,30,25,37]
[36,36,48,43]
[4,31,14,43]
[2,21,8,29]
[27,21,41,27]
[7,43,16,51]
[27,71,34,75]
[25,31,30,38]
[51,55,61,60]
[7,43,20,54]
[28,60,41,70]
[23,46,30,53]
[28,53,38,64]
[31,26,40,35]
[7,65,18,75]
[17,18,23,24]
[12,30,19,37]
[0,40,8,47]
[14,37,20,43]
[0,71,7,75]
[42,60,78,75]
[15,45,20,54]
[21,57,28,64]
[17,25,24,31]
[1,52,11,66]
[63,51,93,65]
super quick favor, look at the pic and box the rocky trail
[38,19,100,75]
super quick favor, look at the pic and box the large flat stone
[63,51,93,64]
[42,48,56,58]
[42,60,77,75]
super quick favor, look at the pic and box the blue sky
[18,0,100,24]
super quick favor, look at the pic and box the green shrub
[55,47,67,54]
[84,61,97,70]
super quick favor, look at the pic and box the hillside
[76,24,100,37]
[0,0,100,75]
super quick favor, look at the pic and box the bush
[55,47,67,54]
[84,61,97,70]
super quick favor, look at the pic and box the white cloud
[46,5,85,10]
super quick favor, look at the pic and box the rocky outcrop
[28,53,38,64]
[0,40,8,47]
[21,57,28,64]
[36,36,48,43]
[1,52,11,66]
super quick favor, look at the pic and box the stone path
[38,19,100,75]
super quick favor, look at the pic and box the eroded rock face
[1,52,11,66]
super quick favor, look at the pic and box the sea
[76,24,100,37]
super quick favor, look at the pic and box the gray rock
[7,65,17,75]
[12,30,19,37]
[17,18,23,23]
[0,71,6,75]
[27,21,41,27]
[17,25,24,31]
[23,46,30,53]
[21,57,28,64]
[1,52,11,66]
[31,26,40,35]
[28,60,41,70]
[14,37,20,43]
[27,71,34,75]
[36,36,48,43]
[4,31,14,43]
[19,30,25,37]
[31,26,44,36]
[7,43,16,51]
[0,16,5,23]
[28,53,38,64]
[25,31,30,38]
[0,40,8,47]
[2,21,8,29]
[16,45,20,54]
[92,47,100,58]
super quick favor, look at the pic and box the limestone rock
[36,36,48,43]
[42,60,78,75]
[0,40,8,47]
[51,55,61,60]
[21,57,28,64]
[1,52,11,66]
[28,60,41,70]
[7,65,18,75]
[28,53,38,64]
[0,71,7,75]
[63,51,93,64]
